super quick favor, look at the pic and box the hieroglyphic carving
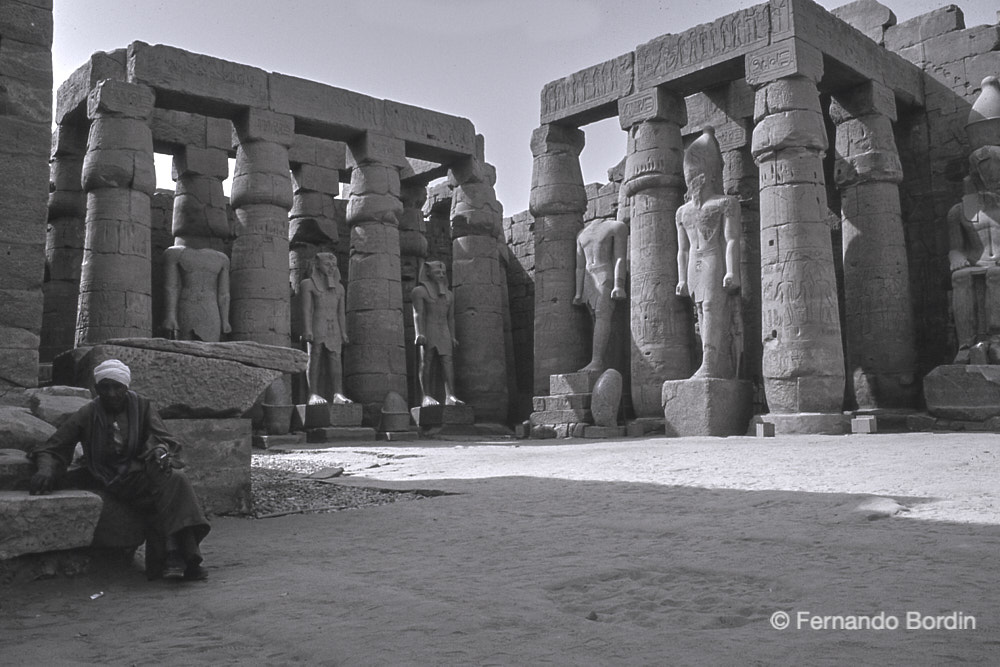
[540,54,634,124]
[636,3,777,88]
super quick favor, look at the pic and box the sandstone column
[76,80,156,345]
[172,145,230,246]
[229,108,294,346]
[399,180,429,407]
[449,153,509,423]
[618,88,693,416]
[748,40,845,427]
[344,132,407,421]
[528,124,589,394]
[42,123,87,361]
[831,81,918,410]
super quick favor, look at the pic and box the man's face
[96,379,128,413]
[428,263,446,283]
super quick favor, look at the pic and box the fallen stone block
[0,406,55,452]
[0,490,102,559]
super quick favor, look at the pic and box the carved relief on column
[42,123,87,361]
[344,132,407,422]
[748,39,845,414]
[449,152,509,422]
[229,108,294,346]
[831,81,918,409]
[529,123,589,394]
[618,87,692,416]
[399,180,429,407]
[76,80,156,345]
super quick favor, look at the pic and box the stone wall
[0,0,53,391]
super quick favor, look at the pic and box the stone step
[529,408,592,426]
[549,370,601,396]
[532,394,591,411]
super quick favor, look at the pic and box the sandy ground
[2,431,1000,666]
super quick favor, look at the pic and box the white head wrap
[94,359,131,388]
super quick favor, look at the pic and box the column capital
[348,131,407,169]
[87,80,155,121]
[829,81,897,123]
[618,87,686,130]
[745,37,823,88]
[530,123,584,157]
[233,108,295,147]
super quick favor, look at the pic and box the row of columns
[42,80,509,424]
[530,41,919,416]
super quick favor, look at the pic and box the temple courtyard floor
[2,431,999,665]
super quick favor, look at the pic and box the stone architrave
[344,132,408,423]
[42,123,87,362]
[618,87,693,416]
[76,80,156,345]
[449,154,509,423]
[748,41,845,416]
[529,124,590,394]
[831,81,918,409]
[229,108,294,347]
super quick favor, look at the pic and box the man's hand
[415,334,427,347]
[676,281,689,297]
[29,472,54,495]
[146,447,173,472]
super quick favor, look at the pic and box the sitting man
[29,359,211,581]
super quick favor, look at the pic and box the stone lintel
[233,107,295,146]
[348,132,408,169]
[269,72,385,141]
[288,134,347,171]
[150,108,233,153]
[746,37,824,87]
[829,80,897,122]
[87,79,154,120]
[383,100,476,163]
[540,53,634,126]
[636,1,781,91]
[55,49,127,124]
[618,87,686,129]
[127,41,269,114]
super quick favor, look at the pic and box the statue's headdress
[683,127,724,195]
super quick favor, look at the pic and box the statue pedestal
[411,405,475,430]
[662,378,752,437]
[924,364,1000,421]
[756,412,850,435]
[293,403,364,430]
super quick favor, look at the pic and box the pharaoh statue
[675,127,743,379]
[411,260,464,407]
[572,213,628,373]
[162,238,232,342]
[299,252,352,404]
[948,76,1000,364]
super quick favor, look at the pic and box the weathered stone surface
[0,449,32,490]
[62,344,288,419]
[0,406,55,451]
[591,369,623,427]
[884,5,964,52]
[541,53,633,125]
[306,426,377,443]
[28,392,90,429]
[582,425,626,438]
[104,338,307,374]
[0,490,101,559]
[410,405,475,427]
[529,409,592,426]
[549,371,601,396]
[757,412,850,435]
[924,365,1000,421]
[661,378,752,437]
[533,394,591,411]
[292,403,363,430]
[168,418,252,516]
[830,0,896,45]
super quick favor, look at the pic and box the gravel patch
[251,451,428,519]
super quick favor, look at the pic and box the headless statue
[573,216,628,372]
[162,238,232,342]
[949,145,1000,364]
[299,252,352,404]
[411,260,464,407]
[675,127,743,379]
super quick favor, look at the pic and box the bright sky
[52,0,998,216]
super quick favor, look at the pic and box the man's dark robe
[30,393,210,554]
